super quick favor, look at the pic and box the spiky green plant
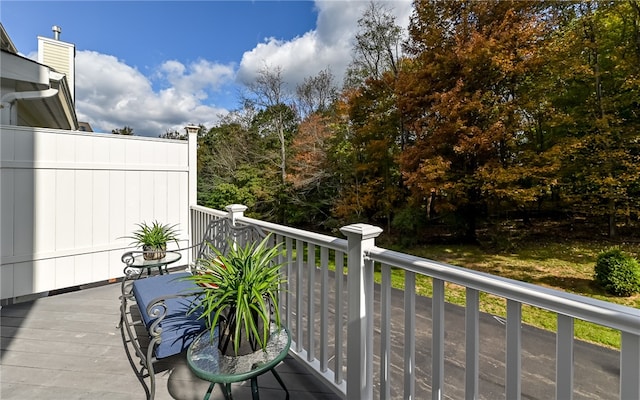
[125,220,180,249]
[185,234,285,355]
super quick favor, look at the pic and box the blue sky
[2,1,412,137]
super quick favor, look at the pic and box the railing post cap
[185,124,199,135]
[226,204,248,213]
[340,223,383,239]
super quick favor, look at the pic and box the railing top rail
[191,205,226,218]
[367,246,640,335]
[190,205,348,252]
[237,215,348,252]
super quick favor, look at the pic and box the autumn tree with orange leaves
[398,0,551,241]
[195,1,640,242]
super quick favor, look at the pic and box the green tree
[112,126,134,135]
[344,1,403,88]
[250,103,298,221]
[243,66,299,223]
[548,1,640,236]
[244,66,294,185]
[159,130,185,140]
[330,2,408,231]
[336,74,404,231]
[197,117,276,219]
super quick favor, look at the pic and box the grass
[296,222,639,349]
[379,237,640,349]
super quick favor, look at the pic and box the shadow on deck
[1,269,623,399]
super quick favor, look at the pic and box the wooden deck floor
[0,281,341,400]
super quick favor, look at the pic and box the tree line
[196,1,640,244]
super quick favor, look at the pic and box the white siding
[0,126,192,300]
[39,36,76,103]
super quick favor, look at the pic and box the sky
[2,0,413,137]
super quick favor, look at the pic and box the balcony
[2,203,637,399]
[1,127,638,399]
[0,268,339,400]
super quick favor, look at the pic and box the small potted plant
[185,234,285,356]
[125,220,180,260]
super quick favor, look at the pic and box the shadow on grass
[534,275,600,294]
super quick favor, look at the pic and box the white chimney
[52,25,61,40]
[38,26,75,102]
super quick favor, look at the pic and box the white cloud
[237,0,413,91]
[71,0,412,137]
[75,51,232,137]
[158,59,234,100]
[237,32,338,91]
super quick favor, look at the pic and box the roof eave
[1,50,79,130]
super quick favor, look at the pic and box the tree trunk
[608,199,617,238]
[461,203,478,243]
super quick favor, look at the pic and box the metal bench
[118,217,266,400]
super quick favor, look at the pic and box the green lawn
[379,239,640,349]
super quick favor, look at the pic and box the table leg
[221,383,233,400]
[271,369,289,400]
[250,377,260,400]
[203,382,215,400]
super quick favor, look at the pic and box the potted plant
[125,220,180,260]
[185,234,285,356]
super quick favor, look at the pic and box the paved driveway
[375,284,620,399]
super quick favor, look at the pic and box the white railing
[191,205,640,400]
[192,204,350,396]
[366,246,640,400]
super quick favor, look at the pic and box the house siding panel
[92,251,110,282]
[34,169,56,254]
[35,130,57,162]
[1,126,192,301]
[55,255,75,288]
[56,169,75,250]
[1,169,15,261]
[92,170,110,245]
[13,169,34,257]
[108,170,126,251]
[74,253,93,284]
[75,169,93,249]
[0,264,14,298]
[39,37,75,102]
[124,170,141,242]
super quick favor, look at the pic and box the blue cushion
[132,272,206,359]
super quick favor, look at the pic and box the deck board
[0,281,342,400]
[1,270,623,399]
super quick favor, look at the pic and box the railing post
[186,125,199,210]
[185,124,199,266]
[340,223,383,400]
[225,204,247,226]
[620,331,640,400]
[225,204,248,251]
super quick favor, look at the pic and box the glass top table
[121,250,182,278]
[187,326,291,400]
